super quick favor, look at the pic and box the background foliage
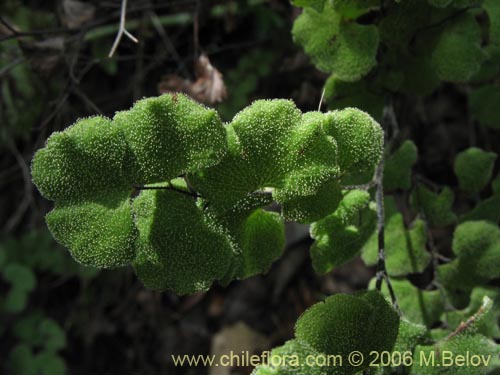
[2,0,500,374]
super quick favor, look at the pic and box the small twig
[0,16,18,35]
[318,87,326,111]
[148,11,190,76]
[0,56,25,77]
[0,16,73,43]
[375,104,400,314]
[193,0,201,57]
[4,140,33,231]
[445,297,491,340]
[413,178,455,318]
[342,181,376,191]
[134,183,200,198]
[108,0,138,58]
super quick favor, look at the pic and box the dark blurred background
[0,1,370,374]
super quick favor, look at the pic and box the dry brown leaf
[62,0,96,29]
[158,54,227,105]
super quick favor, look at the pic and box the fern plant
[30,92,407,371]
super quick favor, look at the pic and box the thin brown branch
[375,104,400,314]
[4,141,33,232]
[108,0,138,58]
[445,296,491,340]
[134,184,200,198]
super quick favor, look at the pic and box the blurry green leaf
[4,289,29,313]
[13,313,66,351]
[374,278,444,327]
[431,13,486,82]
[292,4,379,80]
[469,85,500,130]
[460,193,500,223]
[383,140,418,191]
[295,291,399,374]
[252,339,323,375]
[447,288,500,339]
[39,319,66,352]
[35,352,66,375]
[428,0,453,7]
[311,190,376,274]
[7,344,37,375]
[412,185,457,227]
[362,197,431,276]
[379,0,432,50]
[291,0,326,11]
[2,263,36,291]
[324,76,384,120]
[412,334,499,374]
[393,319,428,353]
[454,147,497,195]
[483,0,500,58]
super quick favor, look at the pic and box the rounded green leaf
[237,209,285,278]
[384,140,418,191]
[311,190,376,274]
[7,344,37,375]
[323,108,383,175]
[292,4,379,80]
[46,191,137,268]
[295,291,399,374]
[324,76,384,119]
[252,339,324,375]
[469,85,500,129]
[206,193,285,281]
[484,0,500,58]
[374,278,444,327]
[412,185,456,227]
[454,147,497,194]
[274,167,342,223]
[31,116,128,203]
[412,334,498,374]
[114,93,227,185]
[190,99,303,211]
[2,263,36,291]
[132,189,233,294]
[35,352,66,375]
[450,221,500,281]
[362,197,430,277]
[431,13,486,82]
[291,0,326,11]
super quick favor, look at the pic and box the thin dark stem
[134,184,200,198]
[3,140,33,231]
[375,160,386,291]
[0,16,74,42]
[375,104,400,314]
[193,0,200,57]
